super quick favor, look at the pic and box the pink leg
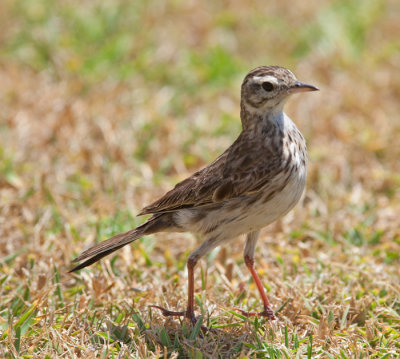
[235,255,276,320]
[151,236,224,330]
[150,256,197,324]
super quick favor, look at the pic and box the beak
[288,81,319,93]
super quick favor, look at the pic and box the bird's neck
[240,100,287,132]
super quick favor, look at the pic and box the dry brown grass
[1,0,400,357]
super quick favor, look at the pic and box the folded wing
[139,131,283,216]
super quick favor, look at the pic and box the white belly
[174,165,307,239]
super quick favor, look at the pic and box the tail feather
[69,241,131,272]
[70,213,174,272]
[69,228,142,272]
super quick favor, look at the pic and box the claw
[234,307,276,320]
[149,305,186,318]
[149,305,198,325]
[149,305,216,333]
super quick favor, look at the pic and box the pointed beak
[288,81,319,93]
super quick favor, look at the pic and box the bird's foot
[149,305,215,333]
[149,305,197,326]
[234,306,276,320]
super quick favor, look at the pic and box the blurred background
[1,0,399,357]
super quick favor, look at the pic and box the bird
[70,66,318,324]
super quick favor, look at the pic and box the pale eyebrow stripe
[253,75,279,84]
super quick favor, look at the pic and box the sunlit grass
[1,0,400,357]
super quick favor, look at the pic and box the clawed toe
[149,305,186,318]
[149,305,216,333]
[234,307,276,320]
[149,305,197,325]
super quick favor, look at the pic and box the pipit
[71,66,318,323]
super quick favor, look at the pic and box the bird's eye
[262,82,274,92]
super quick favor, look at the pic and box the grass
[1,0,400,357]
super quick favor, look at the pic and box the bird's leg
[150,255,197,324]
[151,236,222,326]
[237,254,276,319]
[235,231,276,320]
[185,255,197,323]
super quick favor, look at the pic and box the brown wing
[138,152,227,215]
[138,131,283,216]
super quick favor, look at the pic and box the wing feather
[138,130,283,216]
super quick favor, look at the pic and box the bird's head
[240,66,318,120]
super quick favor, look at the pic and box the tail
[70,214,171,272]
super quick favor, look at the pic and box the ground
[0,0,400,358]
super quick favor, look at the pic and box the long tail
[70,214,171,272]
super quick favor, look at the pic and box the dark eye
[262,82,274,92]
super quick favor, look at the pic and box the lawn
[1,0,400,357]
